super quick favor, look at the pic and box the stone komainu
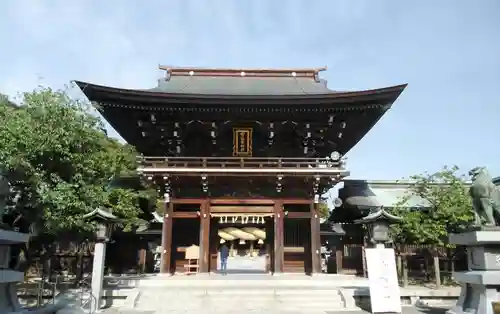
[469,167,500,226]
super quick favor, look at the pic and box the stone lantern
[0,229,31,313]
[354,207,402,248]
[82,208,118,312]
[355,207,403,313]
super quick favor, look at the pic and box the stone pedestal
[0,229,30,313]
[0,229,67,314]
[91,241,106,311]
[448,228,500,314]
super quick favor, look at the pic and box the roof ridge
[159,65,327,78]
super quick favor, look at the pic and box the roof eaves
[74,80,407,102]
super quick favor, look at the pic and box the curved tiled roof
[149,66,335,96]
[148,76,333,95]
[144,66,335,96]
[74,66,407,156]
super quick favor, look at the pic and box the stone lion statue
[469,166,500,226]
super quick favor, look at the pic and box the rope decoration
[218,227,266,244]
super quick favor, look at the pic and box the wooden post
[160,201,174,274]
[310,202,322,274]
[362,236,368,278]
[397,254,402,281]
[433,253,441,288]
[335,247,343,274]
[273,200,284,273]
[138,247,146,273]
[199,199,211,273]
[402,255,409,287]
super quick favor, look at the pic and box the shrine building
[75,66,406,275]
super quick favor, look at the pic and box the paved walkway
[218,255,267,273]
[101,305,450,314]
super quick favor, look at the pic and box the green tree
[0,87,149,235]
[318,202,330,220]
[390,166,473,287]
[391,165,473,245]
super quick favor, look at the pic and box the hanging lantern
[220,239,226,244]
[258,239,264,245]
[239,239,246,245]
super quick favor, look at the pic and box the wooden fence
[340,243,468,287]
[24,239,468,288]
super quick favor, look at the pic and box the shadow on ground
[354,293,451,314]
[414,305,451,314]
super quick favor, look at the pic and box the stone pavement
[101,304,450,314]
[218,254,267,273]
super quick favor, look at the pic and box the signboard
[233,128,253,157]
[185,245,200,260]
[365,248,402,313]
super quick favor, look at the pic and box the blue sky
[1,1,499,180]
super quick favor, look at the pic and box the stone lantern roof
[354,207,402,224]
[82,208,118,222]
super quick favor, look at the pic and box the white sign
[365,248,402,313]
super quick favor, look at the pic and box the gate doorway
[209,205,274,274]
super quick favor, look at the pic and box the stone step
[128,275,365,311]
[135,289,346,312]
[137,282,364,291]
[137,287,343,295]
[136,274,366,288]
[135,303,347,312]
[136,305,347,312]
[136,293,344,303]
[137,296,344,304]
[137,294,344,300]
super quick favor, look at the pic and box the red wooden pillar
[310,202,322,274]
[160,201,174,274]
[274,200,284,273]
[199,199,211,273]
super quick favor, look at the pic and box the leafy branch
[390,165,473,246]
[0,88,151,235]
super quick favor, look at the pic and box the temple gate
[76,66,406,275]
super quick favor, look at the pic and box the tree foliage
[0,87,149,235]
[318,202,330,220]
[390,166,473,246]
